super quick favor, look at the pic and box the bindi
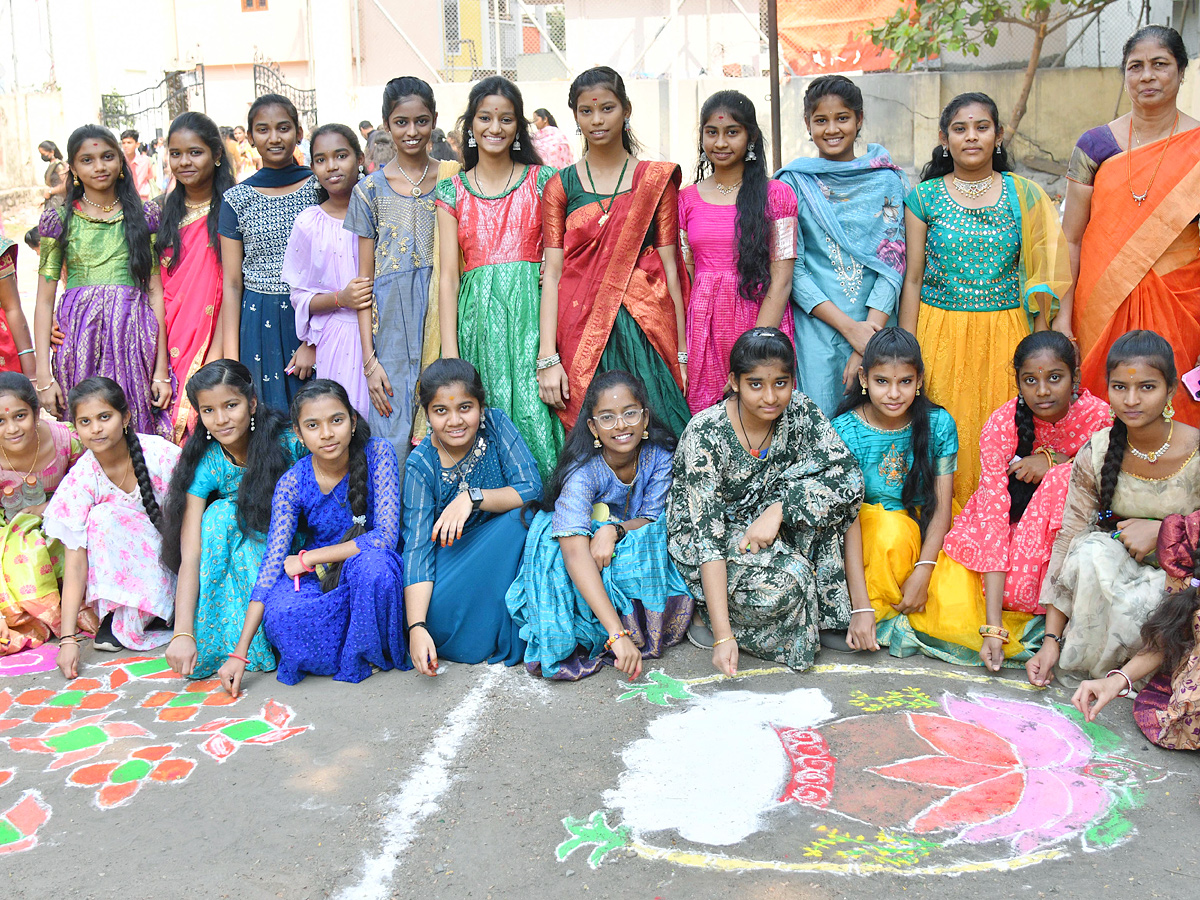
[1127,368,1137,376]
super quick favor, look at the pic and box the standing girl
[917,332,1110,670]
[158,112,236,440]
[161,361,302,679]
[436,76,563,480]
[282,123,371,418]
[507,371,692,680]
[776,75,910,418]
[345,77,459,459]
[831,328,957,654]
[47,378,180,678]
[679,90,797,413]
[0,235,33,377]
[538,66,690,437]
[0,373,86,655]
[218,380,407,693]
[218,94,319,410]
[668,327,864,675]
[39,140,68,209]
[899,93,1071,506]
[1027,330,1200,686]
[34,126,174,438]
[402,359,541,675]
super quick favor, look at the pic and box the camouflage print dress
[667,392,864,670]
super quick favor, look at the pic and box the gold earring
[593,437,601,448]
[73,174,81,187]
[118,170,125,180]
[860,383,866,395]
[1164,400,1175,421]
[642,429,649,440]
[916,387,921,396]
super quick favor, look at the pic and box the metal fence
[99,66,206,142]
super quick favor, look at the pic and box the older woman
[1063,25,1200,424]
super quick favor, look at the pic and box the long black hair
[1122,24,1189,72]
[39,140,63,160]
[567,66,643,156]
[308,123,363,203]
[534,108,557,128]
[418,358,486,412]
[1141,543,1200,677]
[834,327,943,534]
[160,361,294,574]
[694,90,770,305]
[920,92,1012,182]
[383,76,437,123]
[726,326,797,399]
[157,112,234,274]
[61,125,153,292]
[290,379,372,592]
[0,372,39,416]
[67,377,164,533]
[1008,331,1078,523]
[1097,330,1177,528]
[533,370,675,514]
[457,76,543,171]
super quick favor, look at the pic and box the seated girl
[218,379,407,694]
[402,359,540,675]
[0,372,87,654]
[1027,330,1200,686]
[919,332,1110,670]
[162,360,303,679]
[668,327,864,675]
[506,370,692,680]
[831,327,956,655]
[48,377,181,678]
[1073,509,1200,754]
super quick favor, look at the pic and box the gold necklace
[81,193,120,213]
[951,175,993,199]
[184,198,210,210]
[0,425,41,480]
[1127,113,1178,206]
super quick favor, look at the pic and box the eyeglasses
[591,408,646,429]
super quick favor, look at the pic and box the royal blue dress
[402,408,541,666]
[250,436,409,684]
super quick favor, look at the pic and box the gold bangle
[712,635,736,647]
[170,632,196,643]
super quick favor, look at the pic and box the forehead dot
[1127,368,1137,376]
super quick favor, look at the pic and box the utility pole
[767,0,781,172]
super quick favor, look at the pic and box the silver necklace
[951,175,993,199]
[1128,420,1172,463]
[715,179,742,196]
[396,160,430,197]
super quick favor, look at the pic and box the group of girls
[5,26,1198,763]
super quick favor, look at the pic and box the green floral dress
[667,392,864,669]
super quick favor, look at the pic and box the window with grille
[243,0,268,10]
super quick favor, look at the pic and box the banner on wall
[777,0,902,75]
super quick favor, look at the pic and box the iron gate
[252,62,318,132]
[99,65,206,140]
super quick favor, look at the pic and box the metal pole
[767,0,781,172]
[493,0,502,76]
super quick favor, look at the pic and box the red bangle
[227,653,250,664]
[298,550,316,573]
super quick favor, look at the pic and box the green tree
[868,0,1118,143]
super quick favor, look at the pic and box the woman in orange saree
[537,67,690,436]
[158,113,235,441]
[1063,26,1200,425]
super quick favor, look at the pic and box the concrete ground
[2,640,1197,900]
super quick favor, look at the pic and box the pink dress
[679,180,797,413]
[42,435,180,650]
[942,389,1110,613]
[531,126,575,170]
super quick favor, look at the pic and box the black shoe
[819,629,854,653]
[686,617,715,650]
[93,615,123,653]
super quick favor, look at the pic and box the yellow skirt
[860,503,1042,666]
[917,303,1030,508]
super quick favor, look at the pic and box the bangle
[58,636,79,645]
[535,353,561,371]
[152,378,171,384]
[334,290,342,308]
[34,378,56,391]
[406,620,428,634]
[604,629,633,652]
[677,351,688,365]
[1106,668,1133,697]
[979,624,1010,644]
[850,608,875,616]
[712,635,736,647]
[17,348,35,357]
[1045,632,1066,648]
[298,550,316,573]
[170,632,196,643]
[1037,446,1056,467]
[913,559,936,568]
[227,653,250,664]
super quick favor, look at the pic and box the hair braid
[126,427,165,534]
[1007,397,1039,523]
[319,421,372,592]
[1096,420,1127,531]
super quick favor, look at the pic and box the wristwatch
[610,521,627,542]
[468,485,484,510]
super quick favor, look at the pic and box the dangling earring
[214,159,221,167]
[593,436,601,449]
[250,415,256,433]
[73,174,81,187]
[576,124,582,135]
[512,137,521,151]
[995,144,1003,156]
[916,387,921,396]
[1016,395,1026,408]
[1108,406,1116,421]
[745,147,756,161]
[941,147,949,158]
[623,116,630,131]
[467,133,476,148]
[206,429,212,441]
[642,429,649,440]
[118,170,125,180]
[860,382,867,396]
[1164,400,1176,421]
[1071,383,1080,402]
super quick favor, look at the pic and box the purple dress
[250,436,409,684]
[37,203,174,438]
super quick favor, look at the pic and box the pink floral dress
[42,434,180,649]
[942,390,1110,613]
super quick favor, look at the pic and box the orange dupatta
[1074,128,1200,424]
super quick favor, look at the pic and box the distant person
[233,125,260,180]
[120,129,156,201]
[428,128,457,162]
[445,130,462,160]
[359,119,375,144]
[38,140,68,209]
[530,107,575,169]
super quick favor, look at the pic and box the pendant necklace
[1128,420,1172,463]
[397,160,431,197]
[81,193,120,213]
[1127,112,1178,206]
[471,161,515,199]
[0,425,41,481]
[951,175,993,199]
[735,397,774,458]
[585,155,630,226]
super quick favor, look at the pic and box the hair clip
[352,514,367,527]
[1190,578,1200,588]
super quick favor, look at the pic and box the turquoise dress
[187,434,304,678]
[831,407,959,510]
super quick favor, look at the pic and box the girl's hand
[56,642,80,679]
[846,612,880,651]
[739,505,782,554]
[150,373,173,410]
[0,617,12,650]
[367,364,393,418]
[218,657,246,697]
[537,361,570,410]
[283,554,307,578]
[165,634,197,676]
[610,634,642,679]
[340,277,374,310]
[844,318,883,355]
[1115,518,1161,563]
[980,635,1005,672]
[51,321,65,346]
[288,343,317,381]
[1026,639,1060,687]
[38,381,65,418]
[431,491,473,547]
[1008,454,1050,484]
[590,525,618,570]
[1072,673,1125,722]
[409,625,439,677]
[842,351,862,390]
[679,363,687,395]
[1052,316,1075,340]
[713,638,738,676]
[894,566,932,614]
